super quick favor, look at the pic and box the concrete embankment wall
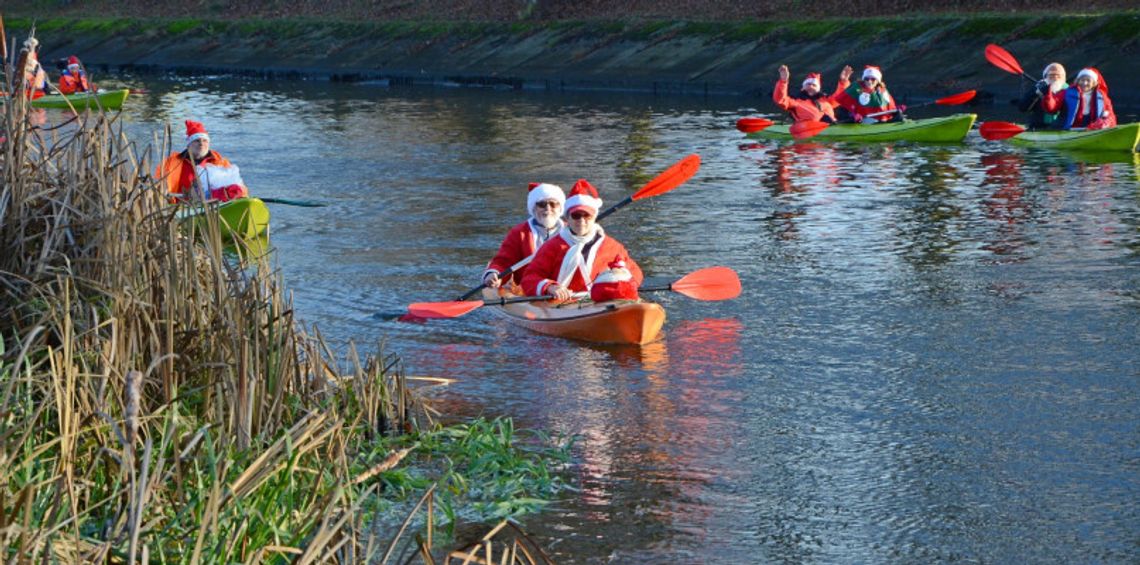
[5,14,1139,108]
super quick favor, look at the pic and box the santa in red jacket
[522,179,644,301]
[482,182,566,289]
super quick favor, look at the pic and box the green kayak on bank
[176,197,270,240]
[749,113,978,143]
[30,89,130,110]
[1006,123,1140,152]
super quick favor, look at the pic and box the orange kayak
[482,288,666,345]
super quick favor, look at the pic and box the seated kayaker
[832,65,902,123]
[1017,62,1067,130]
[482,182,566,290]
[522,179,644,302]
[155,120,249,203]
[57,56,95,95]
[1041,67,1116,131]
[772,64,852,124]
[19,38,49,100]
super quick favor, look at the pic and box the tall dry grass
[0,80,432,561]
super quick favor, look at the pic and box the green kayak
[750,113,977,143]
[177,198,270,240]
[30,89,130,110]
[1006,122,1140,152]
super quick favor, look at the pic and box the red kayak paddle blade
[936,90,977,106]
[671,266,742,301]
[632,154,701,201]
[789,120,829,140]
[978,121,1026,141]
[984,44,1024,77]
[736,117,774,133]
[406,300,484,319]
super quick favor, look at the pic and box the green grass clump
[1022,16,1096,39]
[1098,14,1140,42]
[165,18,202,34]
[954,15,1027,36]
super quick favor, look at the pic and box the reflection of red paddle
[735,117,774,134]
[979,121,1026,141]
[407,266,741,320]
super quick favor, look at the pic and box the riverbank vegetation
[0,90,570,560]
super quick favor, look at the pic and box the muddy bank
[6,14,1140,108]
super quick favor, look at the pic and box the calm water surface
[105,75,1139,562]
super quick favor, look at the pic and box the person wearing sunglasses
[522,179,643,302]
[772,64,853,124]
[833,65,902,124]
[481,182,566,290]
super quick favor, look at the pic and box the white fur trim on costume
[862,67,882,81]
[1075,69,1098,85]
[196,163,244,191]
[554,226,605,291]
[526,183,565,216]
[186,132,210,146]
[565,193,603,213]
[801,77,820,89]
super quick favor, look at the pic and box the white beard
[534,214,560,230]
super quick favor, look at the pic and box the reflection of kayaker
[1041,67,1116,131]
[156,120,249,203]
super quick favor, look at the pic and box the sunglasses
[569,211,594,220]
[534,200,560,209]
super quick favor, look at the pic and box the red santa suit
[832,65,899,123]
[483,183,565,286]
[521,179,644,297]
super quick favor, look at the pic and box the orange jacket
[156,150,235,201]
[772,78,849,123]
[58,71,93,94]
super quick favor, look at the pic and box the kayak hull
[178,198,270,240]
[1006,122,1140,152]
[750,113,977,143]
[30,89,130,110]
[483,289,666,345]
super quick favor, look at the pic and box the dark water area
[77,74,1140,562]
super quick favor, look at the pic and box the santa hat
[801,72,821,90]
[185,120,209,146]
[526,182,565,215]
[67,56,80,67]
[23,38,38,50]
[862,66,883,81]
[565,179,603,216]
[592,256,633,284]
[1075,67,1108,94]
[1042,62,1065,80]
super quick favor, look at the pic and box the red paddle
[978,121,1026,141]
[736,117,775,134]
[453,154,701,301]
[408,266,741,320]
[984,44,1036,82]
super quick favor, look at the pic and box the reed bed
[0,72,565,561]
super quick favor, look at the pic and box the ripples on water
[97,75,1140,562]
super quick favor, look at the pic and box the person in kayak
[57,56,95,94]
[481,182,566,290]
[522,179,644,302]
[156,120,249,203]
[832,65,902,123]
[1041,67,1116,131]
[1017,62,1067,130]
[19,38,49,99]
[772,64,852,123]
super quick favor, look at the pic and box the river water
[101,74,1140,563]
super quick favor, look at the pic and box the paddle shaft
[259,197,327,208]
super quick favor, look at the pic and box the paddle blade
[736,117,774,133]
[789,120,829,140]
[984,44,1024,76]
[669,266,741,301]
[631,154,701,201]
[406,300,483,319]
[935,90,976,106]
[979,121,1026,141]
